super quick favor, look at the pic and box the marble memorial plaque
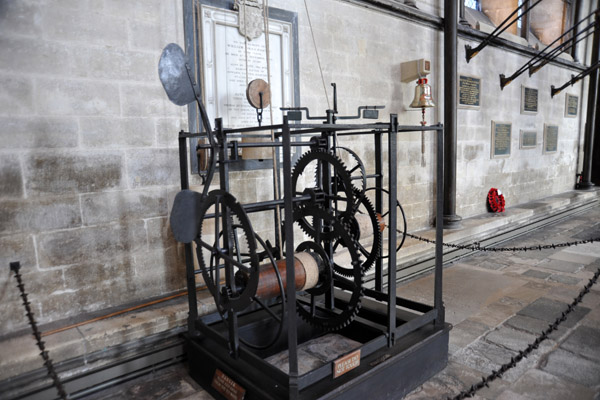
[458,74,481,109]
[519,130,537,149]
[201,5,293,128]
[521,86,538,114]
[565,94,578,117]
[491,121,511,158]
[544,124,558,154]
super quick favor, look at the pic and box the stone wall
[0,0,592,337]
[0,0,187,336]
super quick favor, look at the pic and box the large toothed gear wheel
[293,206,364,332]
[194,190,259,313]
[335,146,367,192]
[291,149,355,240]
[333,188,382,277]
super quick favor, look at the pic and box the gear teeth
[336,146,367,193]
[293,206,364,332]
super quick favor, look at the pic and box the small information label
[544,125,559,154]
[212,369,246,400]
[333,349,361,378]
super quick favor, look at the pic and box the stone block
[0,117,78,149]
[0,0,44,38]
[81,188,167,225]
[517,297,590,328]
[133,246,186,294]
[0,75,33,115]
[37,221,146,267]
[24,152,123,195]
[510,369,596,400]
[542,348,600,388]
[156,117,185,147]
[126,148,179,188]
[484,326,537,352]
[0,36,70,76]
[536,258,584,273]
[62,259,131,290]
[120,84,179,117]
[0,196,81,235]
[560,325,600,362]
[0,154,23,198]
[0,234,36,271]
[40,6,127,48]
[70,47,157,82]
[522,269,551,279]
[548,274,580,285]
[146,216,175,249]
[80,117,154,148]
[36,79,120,116]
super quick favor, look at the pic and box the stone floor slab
[510,369,596,400]
[541,348,600,388]
[548,274,580,285]
[484,326,537,352]
[549,250,598,265]
[522,269,551,280]
[560,325,600,362]
[536,259,584,273]
[517,297,590,328]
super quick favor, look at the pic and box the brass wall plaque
[520,130,537,149]
[544,124,559,154]
[458,74,481,109]
[212,369,246,400]
[491,121,511,158]
[333,349,361,378]
[565,94,578,117]
[521,86,538,114]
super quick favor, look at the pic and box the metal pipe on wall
[443,0,462,228]
[579,12,600,190]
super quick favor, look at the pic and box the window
[465,0,480,11]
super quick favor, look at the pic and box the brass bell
[410,78,435,108]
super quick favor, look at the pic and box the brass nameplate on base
[333,349,361,378]
[212,369,246,400]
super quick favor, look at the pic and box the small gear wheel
[293,205,364,331]
[291,149,356,241]
[195,190,259,313]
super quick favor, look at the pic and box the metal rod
[500,10,598,88]
[465,0,543,62]
[387,114,398,346]
[551,60,600,97]
[374,131,383,292]
[443,0,462,229]
[281,116,299,388]
[531,26,596,76]
[434,126,445,327]
[179,133,199,336]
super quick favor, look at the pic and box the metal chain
[400,230,600,252]
[10,262,68,400]
[449,265,600,400]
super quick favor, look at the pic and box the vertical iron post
[282,116,299,397]
[579,13,599,190]
[179,131,198,336]
[434,125,446,327]
[443,0,462,228]
[387,115,398,346]
[374,131,384,292]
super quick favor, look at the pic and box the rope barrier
[400,231,600,252]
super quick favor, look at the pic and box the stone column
[443,0,462,229]
[459,0,470,26]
